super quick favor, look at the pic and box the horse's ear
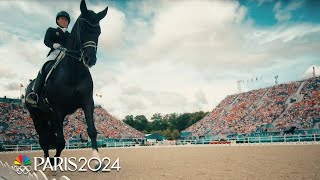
[97,7,108,21]
[80,0,88,14]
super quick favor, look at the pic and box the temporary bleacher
[183,76,320,139]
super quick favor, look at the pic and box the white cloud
[256,0,274,6]
[0,0,319,121]
[0,29,19,43]
[66,3,126,56]
[273,0,304,22]
[91,59,237,119]
[0,1,52,18]
[99,8,126,52]
[194,90,208,106]
[4,83,21,91]
[0,65,17,79]
[0,29,48,98]
[121,0,319,74]
[122,0,248,70]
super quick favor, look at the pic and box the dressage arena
[1,144,320,180]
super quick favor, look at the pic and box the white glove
[53,43,61,49]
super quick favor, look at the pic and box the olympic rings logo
[11,165,32,175]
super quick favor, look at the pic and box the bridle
[62,16,99,67]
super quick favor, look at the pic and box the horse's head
[77,0,108,68]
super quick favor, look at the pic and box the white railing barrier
[104,141,136,148]
[181,134,320,145]
[1,134,319,151]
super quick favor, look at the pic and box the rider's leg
[26,59,56,105]
[26,68,45,105]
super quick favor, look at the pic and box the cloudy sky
[0,0,319,120]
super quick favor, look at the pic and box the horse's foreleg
[83,100,99,159]
[30,110,49,160]
[39,132,50,158]
[53,113,65,157]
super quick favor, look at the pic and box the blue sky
[0,0,319,119]
[240,0,320,26]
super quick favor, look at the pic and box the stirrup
[26,92,38,105]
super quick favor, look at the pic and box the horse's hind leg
[82,99,100,159]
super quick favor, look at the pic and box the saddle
[31,51,65,112]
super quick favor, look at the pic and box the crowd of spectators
[185,95,238,136]
[0,102,37,145]
[0,103,143,144]
[185,76,319,137]
[64,107,144,140]
[1,77,319,143]
[275,77,320,130]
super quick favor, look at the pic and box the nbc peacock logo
[12,154,32,175]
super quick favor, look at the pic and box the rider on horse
[26,11,71,106]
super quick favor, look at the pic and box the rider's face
[57,17,69,28]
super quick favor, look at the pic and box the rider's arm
[44,28,55,49]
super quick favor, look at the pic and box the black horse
[25,0,108,164]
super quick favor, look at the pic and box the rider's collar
[58,26,68,33]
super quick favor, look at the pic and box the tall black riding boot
[26,69,46,106]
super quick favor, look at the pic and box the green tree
[123,115,135,127]
[134,115,149,132]
[150,113,162,131]
[176,113,190,131]
[172,129,180,140]
[122,111,209,135]
[160,118,169,131]
[163,129,171,138]
[151,113,162,121]
[167,113,178,131]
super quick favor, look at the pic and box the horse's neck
[61,48,86,85]
[59,19,89,84]
[61,48,86,84]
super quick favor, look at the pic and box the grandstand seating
[1,76,319,143]
[183,76,320,138]
[0,103,143,144]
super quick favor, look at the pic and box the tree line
[123,111,209,140]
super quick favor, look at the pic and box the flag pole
[19,83,23,99]
[20,84,22,99]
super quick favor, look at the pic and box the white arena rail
[1,134,319,152]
